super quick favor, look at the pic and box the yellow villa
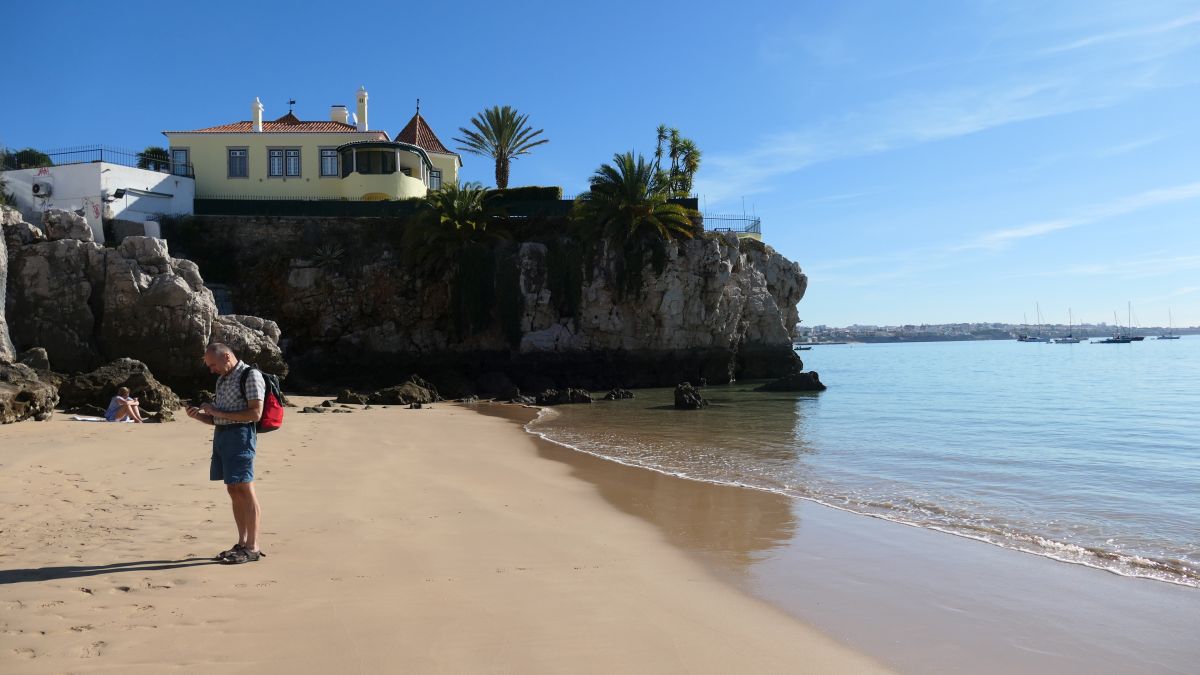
[162,87,460,201]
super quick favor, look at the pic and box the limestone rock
[0,208,13,362]
[42,209,94,242]
[367,377,440,406]
[604,388,634,400]
[673,382,708,410]
[16,348,50,372]
[335,389,369,405]
[0,362,59,423]
[755,371,827,392]
[57,358,182,417]
[210,314,287,377]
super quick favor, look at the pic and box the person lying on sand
[105,387,144,423]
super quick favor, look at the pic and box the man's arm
[200,399,263,423]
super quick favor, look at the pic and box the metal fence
[45,145,194,177]
[701,213,762,235]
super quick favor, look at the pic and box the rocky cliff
[2,207,285,397]
[166,215,808,395]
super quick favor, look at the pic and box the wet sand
[482,406,1200,674]
[0,400,889,674]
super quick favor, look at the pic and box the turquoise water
[527,337,1200,587]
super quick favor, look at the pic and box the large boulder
[366,376,441,406]
[4,223,284,394]
[0,362,58,423]
[535,388,593,405]
[755,371,827,392]
[210,314,287,377]
[673,382,708,410]
[42,209,94,242]
[56,358,182,419]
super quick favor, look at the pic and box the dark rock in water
[0,362,59,424]
[368,377,440,406]
[673,382,708,410]
[755,370,827,392]
[17,347,50,372]
[57,358,181,418]
[536,388,593,405]
[335,389,369,405]
[604,388,634,400]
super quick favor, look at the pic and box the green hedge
[485,186,563,204]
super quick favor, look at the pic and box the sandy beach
[0,399,890,674]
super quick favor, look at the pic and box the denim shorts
[210,424,257,484]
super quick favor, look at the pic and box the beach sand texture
[0,399,890,674]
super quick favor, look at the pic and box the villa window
[320,149,338,177]
[171,148,189,176]
[269,148,301,177]
[227,148,248,178]
[269,149,284,177]
[429,169,442,190]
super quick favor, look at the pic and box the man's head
[204,343,238,375]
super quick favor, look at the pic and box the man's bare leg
[228,482,261,551]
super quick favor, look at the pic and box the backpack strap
[239,365,257,404]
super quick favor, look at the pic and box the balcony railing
[702,213,761,235]
[45,145,194,177]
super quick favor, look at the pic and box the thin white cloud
[1095,134,1169,157]
[1041,10,1200,55]
[958,181,1200,251]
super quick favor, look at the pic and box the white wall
[1,162,194,243]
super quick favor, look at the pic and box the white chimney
[252,97,264,132]
[330,105,349,124]
[356,86,368,132]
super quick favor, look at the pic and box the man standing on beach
[185,343,266,565]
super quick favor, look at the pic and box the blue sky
[4,1,1198,327]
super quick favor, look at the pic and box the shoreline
[498,403,1200,674]
[0,398,890,674]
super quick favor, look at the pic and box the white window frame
[320,148,339,177]
[429,169,442,190]
[170,147,190,176]
[227,147,248,178]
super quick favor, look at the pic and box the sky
[3,1,1199,328]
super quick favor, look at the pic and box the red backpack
[241,366,285,433]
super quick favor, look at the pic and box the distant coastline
[798,324,1198,345]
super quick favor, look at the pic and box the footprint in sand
[13,647,36,659]
[112,586,132,594]
[78,588,94,596]
[255,580,276,588]
[2,600,25,610]
[80,641,105,658]
[70,624,93,632]
[41,600,64,609]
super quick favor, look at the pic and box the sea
[527,337,1200,588]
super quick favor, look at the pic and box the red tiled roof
[165,112,384,136]
[395,113,454,154]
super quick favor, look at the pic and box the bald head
[204,343,238,375]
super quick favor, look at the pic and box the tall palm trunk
[495,156,510,189]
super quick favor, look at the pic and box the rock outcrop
[172,216,811,391]
[755,370,827,392]
[0,362,58,423]
[57,358,182,419]
[0,206,16,362]
[2,206,284,396]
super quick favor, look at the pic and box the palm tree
[453,106,548,189]
[137,146,170,171]
[401,182,507,272]
[652,126,702,199]
[574,152,697,246]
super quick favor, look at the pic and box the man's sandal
[215,544,266,561]
[220,548,262,565]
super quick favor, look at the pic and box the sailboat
[1054,308,1080,343]
[1023,303,1051,342]
[1158,309,1181,340]
[1095,310,1133,344]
